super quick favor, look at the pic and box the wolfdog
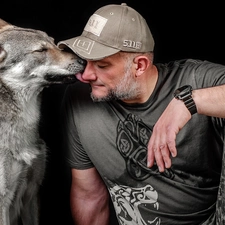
[0,18,85,225]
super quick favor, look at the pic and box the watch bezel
[174,85,197,115]
[174,85,192,100]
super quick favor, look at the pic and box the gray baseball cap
[57,3,155,60]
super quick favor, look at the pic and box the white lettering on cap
[72,39,94,55]
[84,14,108,37]
[123,40,142,50]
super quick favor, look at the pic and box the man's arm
[70,167,110,225]
[147,84,225,172]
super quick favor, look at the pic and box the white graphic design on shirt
[109,184,161,225]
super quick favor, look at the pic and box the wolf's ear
[0,45,7,63]
[0,18,14,32]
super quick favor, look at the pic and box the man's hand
[147,98,192,172]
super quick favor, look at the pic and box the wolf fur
[0,18,85,225]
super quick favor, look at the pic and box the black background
[1,0,225,224]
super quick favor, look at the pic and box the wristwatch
[174,85,197,115]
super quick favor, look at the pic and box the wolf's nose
[78,58,87,67]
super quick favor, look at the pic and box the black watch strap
[174,85,197,115]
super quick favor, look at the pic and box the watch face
[174,85,192,98]
[174,85,197,115]
[179,85,191,92]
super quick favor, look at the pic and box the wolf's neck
[0,83,42,125]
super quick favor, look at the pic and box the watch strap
[174,85,197,115]
[183,96,197,115]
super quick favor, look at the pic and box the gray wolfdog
[0,18,85,225]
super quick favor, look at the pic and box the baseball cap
[57,3,155,60]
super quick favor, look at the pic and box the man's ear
[133,55,150,77]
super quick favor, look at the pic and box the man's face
[80,52,141,102]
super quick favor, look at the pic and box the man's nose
[81,61,96,81]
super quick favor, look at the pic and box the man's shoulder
[156,58,225,71]
[156,58,204,68]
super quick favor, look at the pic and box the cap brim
[57,36,120,60]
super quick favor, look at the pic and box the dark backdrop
[2,1,225,224]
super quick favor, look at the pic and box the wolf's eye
[34,48,47,53]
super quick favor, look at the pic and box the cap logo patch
[123,40,142,50]
[84,14,107,37]
[72,38,94,54]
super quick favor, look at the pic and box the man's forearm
[193,84,225,118]
[147,83,225,172]
[71,196,110,225]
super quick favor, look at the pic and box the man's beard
[91,61,141,102]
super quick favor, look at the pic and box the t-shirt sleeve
[190,59,225,88]
[192,60,225,126]
[60,84,94,170]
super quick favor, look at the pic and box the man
[58,3,225,224]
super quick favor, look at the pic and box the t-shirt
[61,59,225,225]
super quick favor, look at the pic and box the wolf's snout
[77,58,87,67]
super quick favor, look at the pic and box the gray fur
[0,18,85,225]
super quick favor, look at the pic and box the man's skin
[147,85,225,172]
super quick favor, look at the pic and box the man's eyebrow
[96,59,110,63]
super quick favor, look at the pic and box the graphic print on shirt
[109,184,161,225]
[111,114,161,224]
[116,113,159,180]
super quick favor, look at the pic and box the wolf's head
[0,18,86,95]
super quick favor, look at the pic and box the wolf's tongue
[75,72,89,83]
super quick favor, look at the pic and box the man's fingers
[147,135,177,172]
[147,144,155,168]
[160,144,172,169]
[154,146,166,172]
[166,139,177,157]
[147,142,166,172]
